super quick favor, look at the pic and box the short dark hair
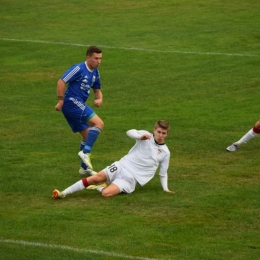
[155,120,170,132]
[86,46,102,56]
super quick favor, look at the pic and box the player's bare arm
[55,79,66,111]
[165,189,175,193]
[93,89,103,107]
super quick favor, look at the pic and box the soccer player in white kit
[226,119,260,151]
[52,120,174,199]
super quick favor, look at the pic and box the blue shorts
[62,97,96,133]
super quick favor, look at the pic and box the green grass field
[0,0,260,259]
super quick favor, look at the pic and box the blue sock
[83,127,101,154]
[80,140,86,151]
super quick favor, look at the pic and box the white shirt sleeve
[126,129,149,140]
[160,174,169,191]
[159,151,170,191]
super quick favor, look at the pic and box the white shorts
[103,161,137,194]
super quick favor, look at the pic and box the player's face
[153,127,168,144]
[87,53,102,70]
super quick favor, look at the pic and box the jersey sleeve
[61,65,82,83]
[159,151,170,190]
[126,129,150,140]
[91,69,101,89]
[160,174,169,191]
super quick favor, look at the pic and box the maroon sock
[82,178,89,187]
[253,126,260,134]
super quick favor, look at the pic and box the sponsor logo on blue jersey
[80,76,92,94]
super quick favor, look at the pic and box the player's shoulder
[78,61,87,69]
[68,62,84,72]
[162,143,170,154]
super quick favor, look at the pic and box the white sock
[62,180,85,196]
[236,129,258,146]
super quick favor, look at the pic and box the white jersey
[119,129,170,188]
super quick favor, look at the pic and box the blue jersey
[61,61,101,103]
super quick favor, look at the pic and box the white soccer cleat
[226,143,239,152]
[79,167,97,176]
[78,151,93,170]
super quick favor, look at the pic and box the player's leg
[100,183,121,197]
[61,100,95,171]
[86,162,124,197]
[84,161,136,197]
[78,128,97,176]
[86,163,118,195]
[62,99,103,169]
[80,114,104,153]
[98,176,136,197]
[96,165,136,197]
[52,171,107,199]
[255,119,260,130]
[226,119,260,152]
[79,128,88,174]
[78,113,104,169]
[237,122,260,145]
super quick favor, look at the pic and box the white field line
[0,238,163,260]
[1,37,258,57]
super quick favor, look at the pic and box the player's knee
[93,122,104,130]
[98,120,104,129]
[95,117,104,129]
[101,189,111,197]
[101,188,120,197]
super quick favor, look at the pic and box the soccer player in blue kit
[55,46,103,175]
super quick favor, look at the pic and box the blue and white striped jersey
[61,61,101,103]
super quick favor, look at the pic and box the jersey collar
[85,62,94,72]
[153,135,165,146]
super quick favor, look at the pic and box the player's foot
[79,167,97,176]
[86,183,107,190]
[226,143,239,152]
[52,189,65,200]
[78,151,93,170]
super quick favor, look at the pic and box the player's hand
[94,99,102,107]
[55,101,64,111]
[165,189,175,193]
[140,134,151,140]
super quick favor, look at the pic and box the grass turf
[0,0,260,259]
